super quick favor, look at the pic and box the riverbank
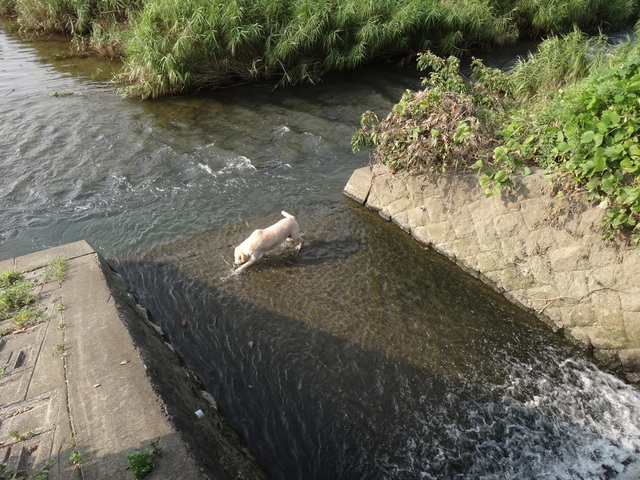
[0,241,266,479]
[344,164,640,385]
[2,0,637,98]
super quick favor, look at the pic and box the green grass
[119,0,518,98]
[0,460,54,480]
[1,258,68,334]
[8,428,35,442]
[41,256,68,285]
[127,439,160,479]
[70,448,83,468]
[52,342,66,356]
[13,308,46,329]
[0,270,22,288]
[0,272,36,320]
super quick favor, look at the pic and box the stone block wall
[344,164,640,384]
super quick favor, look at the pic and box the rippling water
[114,205,640,479]
[2,26,640,479]
[0,25,414,259]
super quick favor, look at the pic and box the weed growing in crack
[127,439,160,479]
[42,257,68,285]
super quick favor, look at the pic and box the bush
[352,52,508,178]
[354,29,640,244]
[495,32,640,243]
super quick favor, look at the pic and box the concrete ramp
[0,241,265,479]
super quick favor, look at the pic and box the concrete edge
[0,240,95,273]
[343,166,373,204]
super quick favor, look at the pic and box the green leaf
[605,144,624,159]
[493,145,509,162]
[479,173,492,186]
[601,110,621,126]
[494,170,507,183]
[471,160,484,170]
[587,177,600,191]
[621,185,640,204]
[594,133,604,147]
[620,158,639,173]
[582,159,596,175]
[594,156,607,172]
[600,174,615,194]
[612,211,629,228]
[581,130,595,144]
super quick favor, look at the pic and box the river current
[1,27,640,479]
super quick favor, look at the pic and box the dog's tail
[281,210,293,218]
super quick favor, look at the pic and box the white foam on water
[197,155,256,178]
[221,155,257,174]
[275,125,291,137]
[198,162,215,176]
[375,357,640,479]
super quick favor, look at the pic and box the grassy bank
[1,0,638,97]
[352,28,640,245]
[0,0,140,57]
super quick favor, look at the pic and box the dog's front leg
[234,256,257,273]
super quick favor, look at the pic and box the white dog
[233,211,302,273]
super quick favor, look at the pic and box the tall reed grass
[9,0,116,33]
[120,0,521,98]
[1,0,139,56]
[1,0,638,97]
[507,28,611,100]
[509,0,636,36]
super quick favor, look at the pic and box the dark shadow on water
[111,200,640,480]
[296,238,364,266]
[242,237,364,271]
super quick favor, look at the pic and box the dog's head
[234,246,250,266]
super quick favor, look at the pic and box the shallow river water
[1,26,640,479]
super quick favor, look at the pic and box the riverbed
[1,27,640,479]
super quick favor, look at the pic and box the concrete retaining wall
[344,164,640,384]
